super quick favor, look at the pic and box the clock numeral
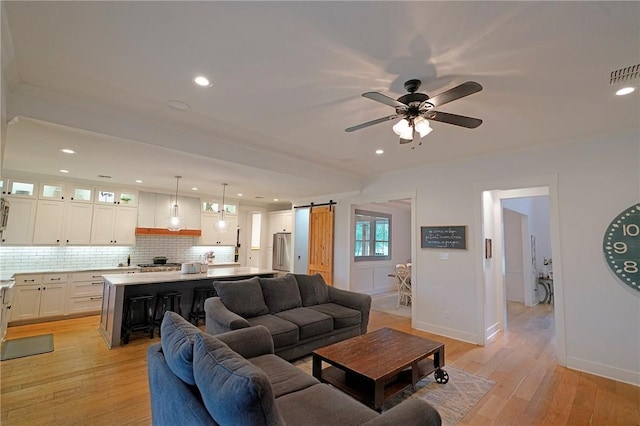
[622,224,639,237]
[623,261,638,274]
[613,242,627,254]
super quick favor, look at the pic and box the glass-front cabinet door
[7,180,36,197]
[40,183,65,200]
[70,187,93,203]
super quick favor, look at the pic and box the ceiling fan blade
[362,92,407,108]
[426,111,483,129]
[345,114,399,132]
[426,81,483,108]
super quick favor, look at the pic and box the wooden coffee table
[312,327,448,410]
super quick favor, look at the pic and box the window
[354,209,391,261]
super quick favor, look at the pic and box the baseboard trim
[486,322,500,340]
[566,355,640,387]
[413,320,481,345]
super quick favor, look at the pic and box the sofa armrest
[328,286,372,334]
[205,297,251,335]
[214,325,275,359]
[362,399,442,426]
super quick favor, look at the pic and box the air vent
[610,64,640,85]
[98,175,112,179]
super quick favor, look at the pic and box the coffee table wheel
[434,368,449,384]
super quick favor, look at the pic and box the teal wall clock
[603,204,640,292]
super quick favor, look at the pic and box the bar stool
[121,294,154,344]
[153,291,183,337]
[189,287,216,326]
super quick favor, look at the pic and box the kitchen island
[98,267,276,348]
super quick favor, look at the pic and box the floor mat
[1,334,54,361]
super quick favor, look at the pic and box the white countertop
[10,266,140,276]
[103,267,276,286]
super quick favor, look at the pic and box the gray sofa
[148,311,442,426]
[205,273,371,361]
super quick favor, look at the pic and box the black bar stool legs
[189,287,216,326]
[153,291,183,337]
[122,294,154,345]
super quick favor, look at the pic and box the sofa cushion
[309,303,362,329]
[275,307,333,340]
[247,315,299,348]
[276,383,378,425]
[250,353,319,398]
[193,333,285,426]
[213,276,269,318]
[295,273,329,306]
[259,274,302,314]
[160,311,201,385]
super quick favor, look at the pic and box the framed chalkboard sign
[421,226,467,249]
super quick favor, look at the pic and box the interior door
[308,205,334,284]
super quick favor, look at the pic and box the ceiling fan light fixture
[392,119,410,136]
[414,118,433,138]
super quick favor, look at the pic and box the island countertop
[103,267,276,286]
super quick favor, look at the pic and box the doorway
[477,178,565,365]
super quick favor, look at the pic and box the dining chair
[393,266,412,308]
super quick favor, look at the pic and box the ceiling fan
[345,79,483,146]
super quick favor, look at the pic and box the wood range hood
[135,227,202,237]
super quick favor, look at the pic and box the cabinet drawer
[71,271,108,282]
[67,281,103,298]
[66,296,103,314]
[43,274,67,283]
[15,274,43,285]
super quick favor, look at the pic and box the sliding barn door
[308,205,334,285]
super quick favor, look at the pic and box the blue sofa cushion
[193,333,285,426]
[275,307,333,340]
[309,303,362,329]
[160,311,202,385]
[294,273,329,306]
[247,314,299,348]
[259,274,302,314]
[214,276,269,318]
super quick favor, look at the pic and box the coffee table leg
[374,380,385,411]
[312,354,322,379]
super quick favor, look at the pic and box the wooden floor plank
[1,302,638,425]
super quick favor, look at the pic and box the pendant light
[214,183,228,233]
[166,175,185,231]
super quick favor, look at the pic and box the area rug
[1,334,54,361]
[294,358,494,425]
[371,293,411,318]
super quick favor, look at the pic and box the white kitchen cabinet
[2,179,36,197]
[10,274,67,322]
[96,188,138,206]
[139,191,200,229]
[39,182,66,201]
[64,202,93,244]
[33,200,65,244]
[1,197,37,245]
[268,210,293,235]
[91,204,137,245]
[199,214,238,245]
[66,271,106,315]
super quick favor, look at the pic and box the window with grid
[354,209,391,261]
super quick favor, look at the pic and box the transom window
[354,209,391,261]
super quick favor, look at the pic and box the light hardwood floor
[1,302,638,425]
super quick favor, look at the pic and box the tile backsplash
[0,236,235,272]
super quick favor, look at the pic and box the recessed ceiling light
[273,198,279,202]
[60,148,75,154]
[616,87,636,96]
[194,76,212,87]
[375,149,384,155]
[60,169,69,173]
[237,193,243,197]
[167,100,191,111]
[135,179,143,183]
[191,187,198,191]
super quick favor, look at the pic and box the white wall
[301,131,640,386]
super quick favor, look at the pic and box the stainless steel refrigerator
[272,233,292,272]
